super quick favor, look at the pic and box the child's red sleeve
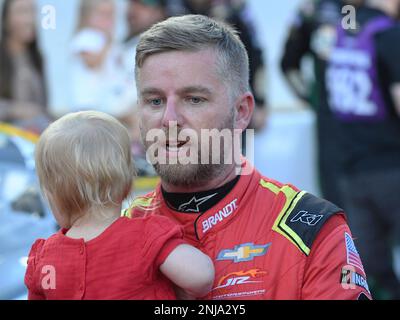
[24,239,46,300]
[140,215,186,278]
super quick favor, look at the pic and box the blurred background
[0,0,399,299]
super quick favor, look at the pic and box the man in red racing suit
[124,160,372,300]
[127,14,372,300]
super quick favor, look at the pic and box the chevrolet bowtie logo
[217,243,271,263]
[178,193,217,212]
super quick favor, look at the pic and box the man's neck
[161,164,238,193]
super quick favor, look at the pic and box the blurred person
[124,0,168,135]
[123,0,168,82]
[177,0,268,133]
[325,0,400,299]
[126,0,167,41]
[25,110,214,300]
[280,0,364,207]
[0,0,51,134]
[124,15,372,300]
[123,0,168,176]
[68,0,136,125]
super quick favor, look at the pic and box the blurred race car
[0,123,56,300]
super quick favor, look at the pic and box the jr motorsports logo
[213,269,267,290]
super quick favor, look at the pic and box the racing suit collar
[193,160,257,240]
[155,159,258,241]
[161,175,240,214]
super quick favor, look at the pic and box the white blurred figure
[68,0,137,124]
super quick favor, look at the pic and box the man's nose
[161,98,182,128]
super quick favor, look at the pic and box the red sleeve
[302,214,372,300]
[155,236,186,269]
[24,239,46,300]
[140,215,186,278]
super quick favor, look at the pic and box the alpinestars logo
[178,193,217,212]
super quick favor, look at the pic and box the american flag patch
[345,232,365,273]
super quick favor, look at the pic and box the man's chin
[154,163,199,186]
[153,163,224,188]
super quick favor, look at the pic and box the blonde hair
[35,111,135,223]
[135,14,250,99]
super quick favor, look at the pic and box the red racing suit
[124,160,372,300]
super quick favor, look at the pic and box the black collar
[161,175,240,214]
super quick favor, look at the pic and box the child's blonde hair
[35,111,135,224]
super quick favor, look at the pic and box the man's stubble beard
[140,112,236,188]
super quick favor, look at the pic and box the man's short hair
[35,111,135,223]
[135,14,250,98]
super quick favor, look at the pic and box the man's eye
[149,98,162,106]
[187,97,204,104]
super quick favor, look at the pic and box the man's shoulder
[257,175,344,256]
[257,176,300,195]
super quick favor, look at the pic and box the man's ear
[234,92,255,131]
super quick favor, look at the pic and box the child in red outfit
[25,111,214,300]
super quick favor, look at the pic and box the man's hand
[284,70,310,104]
